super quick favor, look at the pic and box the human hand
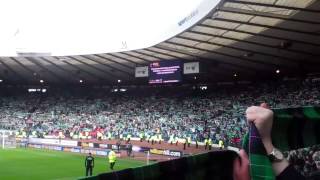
[246,105,274,154]
[233,149,250,180]
[245,104,292,176]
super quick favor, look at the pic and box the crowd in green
[0,80,319,149]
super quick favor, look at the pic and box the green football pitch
[0,148,146,180]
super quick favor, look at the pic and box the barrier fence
[19,138,183,158]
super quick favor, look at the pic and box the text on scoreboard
[149,60,182,84]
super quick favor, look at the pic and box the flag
[242,106,320,180]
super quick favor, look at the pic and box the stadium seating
[1,80,319,176]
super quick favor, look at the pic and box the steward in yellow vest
[218,140,224,150]
[108,150,117,170]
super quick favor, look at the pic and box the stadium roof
[0,0,319,85]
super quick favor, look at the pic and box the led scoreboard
[149,60,182,84]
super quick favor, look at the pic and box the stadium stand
[0,0,319,179]
[1,80,319,144]
[285,145,320,177]
[1,79,320,177]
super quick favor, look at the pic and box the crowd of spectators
[284,145,320,177]
[0,79,319,175]
[0,80,318,145]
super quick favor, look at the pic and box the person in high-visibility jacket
[208,138,212,150]
[218,139,224,150]
[108,150,117,170]
[204,138,209,150]
[187,136,191,147]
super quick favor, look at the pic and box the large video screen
[149,60,182,84]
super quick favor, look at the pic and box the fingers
[260,103,269,109]
[233,149,250,180]
[246,106,259,122]
[239,149,249,166]
[245,105,273,123]
[233,155,241,179]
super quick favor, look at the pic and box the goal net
[0,130,17,149]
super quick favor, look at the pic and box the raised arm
[246,106,305,180]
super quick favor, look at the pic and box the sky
[0,0,220,56]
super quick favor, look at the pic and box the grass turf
[0,148,146,180]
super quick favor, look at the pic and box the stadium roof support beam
[224,0,320,13]
[109,54,149,67]
[10,57,43,83]
[108,53,145,66]
[78,55,132,77]
[211,18,320,36]
[145,47,251,75]
[119,52,153,63]
[218,7,320,25]
[133,49,163,62]
[132,50,225,72]
[175,36,299,67]
[0,58,27,83]
[10,57,35,75]
[144,48,246,76]
[93,54,134,71]
[132,50,165,62]
[51,57,108,82]
[0,62,10,82]
[143,49,193,62]
[164,41,283,70]
[24,57,70,83]
[154,45,258,74]
[197,24,320,48]
[188,29,319,58]
[40,57,86,83]
[67,56,122,81]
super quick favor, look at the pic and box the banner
[29,138,77,147]
[96,150,108,156]
[135,66,149,77]
[243,107,320,180]
[60,140,78,147]
[64,147,72,152]
[29,138,59,145]
[183,62,199,74]
[80,142,90,147]
[71,148,81,153]
[149,148,182,157]
[28,139,184,157]
[99,144,110,148]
